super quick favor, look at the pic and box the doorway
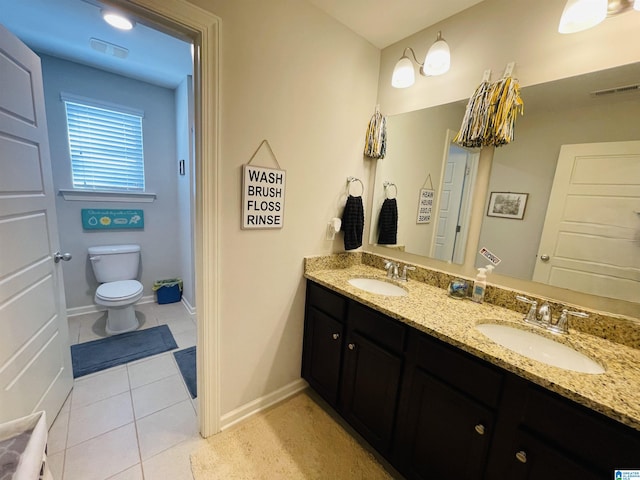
[431,130,479,264]
[0,0,221,438]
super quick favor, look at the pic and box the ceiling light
[423,31,450,76]
[558,0,636,33]
[102,10,135,30]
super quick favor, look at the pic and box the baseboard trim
[181,297,196,315]
[67,295,155,317]
[219,378,308,431]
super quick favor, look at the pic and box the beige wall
[179,0,638,420]
[370,102,466,256]
[187,0,379,414]
[372,0,640,317]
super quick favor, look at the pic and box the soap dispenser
[471,265,494,303]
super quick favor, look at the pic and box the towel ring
[383,181,397,199]
[347,176,364,196]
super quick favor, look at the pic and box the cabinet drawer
[411,331,503,408]
[348,302,406,354]
[307,281,346,320]
[521,385,640,470]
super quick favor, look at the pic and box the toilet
[88,244,144,335]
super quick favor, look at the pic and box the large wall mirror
[369,100,480,263]
[371,62,640,304]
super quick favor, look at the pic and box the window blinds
[64,100,145,191]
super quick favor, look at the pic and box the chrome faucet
[399,264,416,282]
[516,295,589,335]
[536,302,552,325]
[384,260,399,279]
[548,308,589,335]
[516,296,539,325]
[384,261,415,281]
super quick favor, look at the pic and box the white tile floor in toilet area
[49,301,203,480]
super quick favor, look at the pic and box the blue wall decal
[82,209,144,230]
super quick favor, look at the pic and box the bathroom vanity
[302,256,640,479]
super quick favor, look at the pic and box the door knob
[348,343,356,351]
[540,254,550,262]
[332,333,340,340]
[474,424,485,435]
[54,252,72,263]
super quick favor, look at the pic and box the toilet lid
[96,280,143,301]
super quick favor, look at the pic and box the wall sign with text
[416,188,434,224]
[242,165,286,229]
[82,209,144,230]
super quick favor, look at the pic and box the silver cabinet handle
[332,333,340,340]
[474,424,485,435]
[54,252,72,263]
[540,254,550,262]
[515,450,527,463]
[348,343,356,350]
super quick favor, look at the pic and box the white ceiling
[308,0,485,48]
[0,0,484,88]
[0,0,193,88]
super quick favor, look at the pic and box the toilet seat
[96,280,143,304]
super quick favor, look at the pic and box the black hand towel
[341,195,364,250]
[377,198,398,245]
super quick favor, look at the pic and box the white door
[433,145,468,262]
[0,24,73,425]
[533,141,640,303]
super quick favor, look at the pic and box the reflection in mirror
[431,131,479,263]
[371,63,639,305]
[370,101,479,263]
[475,62,640,304]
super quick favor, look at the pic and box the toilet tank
[88,244,141,283]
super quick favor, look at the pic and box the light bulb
[102,11,135,31]
[558,0,607,33]
[423,32,450,76]
[392,56,415,88]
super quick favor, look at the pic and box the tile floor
[49,301,204,480]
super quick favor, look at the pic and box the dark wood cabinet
[302,282,347,406]
[302,307,344,405]
[486,375,640,479]
[341,301,406,454]
[302,280,640,479]
[302,282,406,456]
[394,330,502,479]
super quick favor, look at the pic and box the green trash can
[153,278,183,304]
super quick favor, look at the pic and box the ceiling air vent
[89,38,129,59]
[590,83,640,97]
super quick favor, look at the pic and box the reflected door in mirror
[533,141,640,303]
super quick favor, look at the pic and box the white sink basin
[348,278,408,297]
[476,323,605,374]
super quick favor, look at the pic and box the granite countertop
[304,262,640,432]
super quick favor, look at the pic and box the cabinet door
[341,331,403,454]
[397,368,494,480]
[503,429,604,480]
[302,307,344,406]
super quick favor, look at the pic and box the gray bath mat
[174,346,196,398]
[71,325,177,378]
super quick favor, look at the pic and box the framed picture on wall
[487,192,528,220]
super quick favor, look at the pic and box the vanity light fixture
[391,47,421,88]
[102,10,136,31]
[423,31,450,76]
[558,0,637,33]
[391,31,451,88]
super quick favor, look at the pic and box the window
[63,94,145,192]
